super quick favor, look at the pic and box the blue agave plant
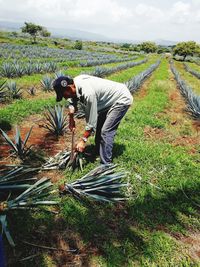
[0,126,33,160]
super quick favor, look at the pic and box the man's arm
[76,93,98,152]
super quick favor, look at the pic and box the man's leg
[100,104,130,164]
[95,110,108,155]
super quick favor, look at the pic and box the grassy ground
[4,58,200,266]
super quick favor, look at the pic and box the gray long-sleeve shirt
[72,74,133,131]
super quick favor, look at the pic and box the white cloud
[196,10,200,22]
[0,0,200,42]
[135,3,164,23]
[169,1,191,24]
[68,0,132,24]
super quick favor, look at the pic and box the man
[53,74,133,165]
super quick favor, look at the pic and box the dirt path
[142,65,200,155]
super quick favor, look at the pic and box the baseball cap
[53,76,73,102]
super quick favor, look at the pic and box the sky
[0,0,200,42]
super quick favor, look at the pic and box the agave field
[0,40,199,267]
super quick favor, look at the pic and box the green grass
[0,97,57,129]
[58,59,200,266]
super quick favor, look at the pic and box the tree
[173,41,200,60]
[40,28,51,38]
[21,22,50,43]
[140,41,158,53]
[121,43,131,50]
[74,40,83,50]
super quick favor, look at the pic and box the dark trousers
[95,104,130,164]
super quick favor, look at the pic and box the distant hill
[155,39,177,46]
[0,20,177,46]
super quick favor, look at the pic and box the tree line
[19,22,200,58]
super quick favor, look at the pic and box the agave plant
[54,70,65,78]
[40,75,54,91]
[60,164,129,202]
[46,62,57,72]
[0,165,39,191]
[1,63,14,78]
[25,63,34,75]
[34,62,43,73]
[0,177,58,246]
[87,59,148,78]
[0,80,7,102]
[0,126,33,160]
[14,64,24,77]
[6,81,22,99]
[42,150,84,171]
[43,105,68,135]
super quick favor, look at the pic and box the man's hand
[76,140,86,153]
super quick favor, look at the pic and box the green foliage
[0,97,57,129]
[43,105,68,136]
[121,43,131,49]
[62,164,130,202]
[173,41,200,60]
[140,41,158,53]
[74,40,83,50]
[157,46,171,54]
[21,22,51,43]
[40,75,54,91]
[0,126,33,159]
[40,28,51,38]
[6,81,22,99]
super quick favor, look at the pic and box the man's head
[53,76,75,102]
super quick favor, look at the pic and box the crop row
[86,58,147,77]
[0,43,132,61]
[0,61,58,78]
[184,63,200,79]
[170,60,200,120]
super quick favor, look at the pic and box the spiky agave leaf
[0,80,7,102]
[14,64,24,77]
[40,75,54,91]
[1,177,58,211]
[0,165,39,190]
[0,215,15,247]
[0,178,58,246]
[0,126,33,159]
[54,70,65,78]
[1,63,14,78]
[6,81,22,99]
[42,150,84,171]
[43,105,68,135]
[61,164,129,202]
